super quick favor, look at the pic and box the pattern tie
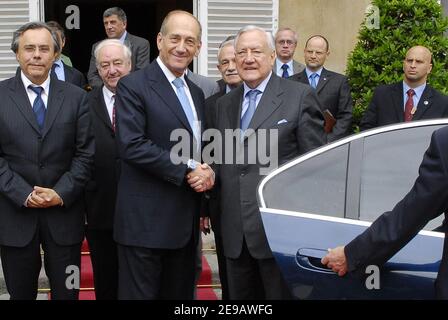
[309,73,318,89]
[172,77,200,146]
[404,89,415,122]
[112,95,116,132]
[281,64,289,78]
[241,89,261,133]
[28,86,46,130]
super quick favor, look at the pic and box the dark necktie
[28,86,46,130]
[112,95,116,132]
[404,89,415,122]
[241,89,261,132]
[309,73,318,89]
[281,64,289,78]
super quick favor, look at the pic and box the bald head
[403,45,432,87]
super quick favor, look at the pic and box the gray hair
[94,39,132,67]
[103,7,127,22]
[234,25,275,51]
[275,27,298,43]
[217,35,236,59]
[11,21,60,54]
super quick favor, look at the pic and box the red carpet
[49,239,218,300]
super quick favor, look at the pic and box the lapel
[147,62,193,135]
[223,85,244,131]
[124,33,134,53]
[8,70,42,134]
[245,74,283,139]
[292,70,309,85]
[42,75,65,137]
[316,68,330,94]
[92,86,114,132]
[391,82,404,122]
[413,86,433,120]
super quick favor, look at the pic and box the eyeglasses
[236,49,266,59]
[276,40,296,46]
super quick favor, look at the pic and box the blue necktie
[28,86,46,130]
[281,64,289,78]
[309,73,318,89]
[172,78,200,145]
[241,89,261,132]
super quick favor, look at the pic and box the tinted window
[359,124,445,231]
[262,144,348,217]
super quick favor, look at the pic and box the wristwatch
[186,159,197,173]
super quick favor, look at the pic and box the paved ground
[0,232,221,300]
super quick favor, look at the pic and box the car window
[261,144,348,218]
[359,124,446,231]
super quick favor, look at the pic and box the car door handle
[296,248,335,274]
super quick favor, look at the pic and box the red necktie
[404,89,415,122]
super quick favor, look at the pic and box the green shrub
[347,0,448,131]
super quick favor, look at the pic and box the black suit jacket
[63,62,86,89]
[205,79,226,130]
[289,68,353,141]
[345,126,448,298]
[114,61,205,249]
[215,74,326,259]
[85,86,118,230]
[0,71,94,247]
[360,82,448,130]
[87,32,150,87]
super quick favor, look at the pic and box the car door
[258,119,447,299]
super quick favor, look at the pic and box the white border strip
[261,207,445,238]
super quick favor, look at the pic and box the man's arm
[133,38,150,71]
[327,77,353,142]
[359,90,379,131]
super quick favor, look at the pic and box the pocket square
[277,119,288,124]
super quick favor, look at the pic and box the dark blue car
[258,119,447,299]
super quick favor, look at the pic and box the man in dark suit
[273,27,305,78]
[322,126,448,299]
[46,21,86,88]
[289,35,353,142]
[85,39,132,300]
[214,25,325,299]
[0,22,93,300]
[87,7,150,88]
[203,35,242,300]
[360,45,448,131]
[114,10,214,300]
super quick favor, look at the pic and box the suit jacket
[0,70,94,247]
[215,74,326,259]
[360,82,448,131]
[85,86,118,230]
[113,61,205,249]
[289,68,353,141]
[273,59,305,77]
[187,72,220,99]
[87,32,150,87]
[63,62,86,89]
[205,79,226,130]
[345,126,448,298]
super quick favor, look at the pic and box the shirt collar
[102,85,115,102]
[119,31,128,43]
[243,71,272,97]
[54,59,64,69]
[156,56,187,85]
[305,67,323,79]
[403,81,426,99]
[21,70,50,93]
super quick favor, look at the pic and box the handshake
[186,162,215,193]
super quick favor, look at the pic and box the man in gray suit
[0,22,93,299]
[214,25,325,299]
[186,70,220,99]
[87,7,150,87]
[289,35,353,141]
[273,27,305,78]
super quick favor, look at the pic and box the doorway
[44,0,193,75]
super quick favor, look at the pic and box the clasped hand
[186,163,215,192]
[27,186,63,208]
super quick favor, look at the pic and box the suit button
[240,173,245,177]
[37,136,42,140]
[39,163,44,169]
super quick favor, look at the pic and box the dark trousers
[117,236,196,300]
[226,238,292,300]
[0,215,81,300]
[212,219,230,300]
[85,228,118,300]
